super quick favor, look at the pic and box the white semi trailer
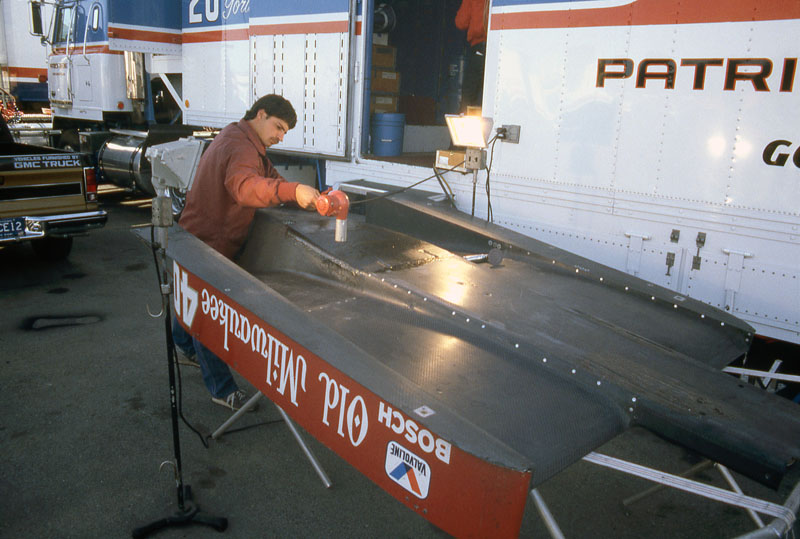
[30,0,799,348]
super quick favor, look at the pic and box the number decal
[188,0,201,23]
[189,0,218,24]
[173,262,199,327]
[205,0,219,22]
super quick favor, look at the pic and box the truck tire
[31,236,73,261]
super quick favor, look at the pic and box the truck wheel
[31,236,73,261]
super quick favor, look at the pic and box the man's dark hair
[244,94,297,129]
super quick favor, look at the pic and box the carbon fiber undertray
[232,191,800,489]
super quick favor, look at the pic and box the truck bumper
[0,210,108,243]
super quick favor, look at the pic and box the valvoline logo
[385,441,430,499]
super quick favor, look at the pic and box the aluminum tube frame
[210,392,332,489]
[717,464,766,528]
[275,405,332,489]
[210,392,263,439]
[735,479,800,539]
[723,367,800,385]
[530,489,566,539]
[583,452,798,530]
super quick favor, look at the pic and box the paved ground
[1,186,798,538]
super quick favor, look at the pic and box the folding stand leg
[715,464,764,528]
[530,489,565,539]
[274,406,332,488]
[211,392,263,439]
[211,392,332,488]
[621,459,764,528]
[623,460,713,507]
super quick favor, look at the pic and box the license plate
[0,217,25,239]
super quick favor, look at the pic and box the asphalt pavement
[1,186,797,538]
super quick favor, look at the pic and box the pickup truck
[0,142,107,260]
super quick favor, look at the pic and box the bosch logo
[763,140,800,168]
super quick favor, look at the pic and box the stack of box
[370,43,399,114]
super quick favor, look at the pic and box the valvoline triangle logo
[385,441,430,499]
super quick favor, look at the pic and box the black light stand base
[132,485,227,538]
[133,209,227,538]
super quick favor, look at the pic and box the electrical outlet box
[500,124,521,143]
[465,148,487,170]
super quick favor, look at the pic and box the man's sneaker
[211,389,257,412]
[176,349,200,368]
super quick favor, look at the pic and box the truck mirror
[29,1,44,36]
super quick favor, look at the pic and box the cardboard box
[400,95,436,125]
[435,149,468,173]
[372,45,397,69]
[370,95,399,114]
[372,69,401,93]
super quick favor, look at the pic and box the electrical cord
[149,225,209,449]
[486,135,500,223]
[348,160,465,207]
[432,166,457,207]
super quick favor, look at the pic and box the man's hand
[295,184,320,211]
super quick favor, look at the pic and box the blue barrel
[371,113,405,156]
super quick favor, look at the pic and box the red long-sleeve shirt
[179,119,299,259]
[455,0,488,46]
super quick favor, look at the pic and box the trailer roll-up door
[182,0,358,159]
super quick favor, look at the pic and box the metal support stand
[463,147,486,217]
[530,452,800,539]
[530,489,565,539]
[622,460,713,507]
[471,169,478,216]
[132,194,227,538]
[211,391,332,489]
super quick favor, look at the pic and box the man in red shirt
[175,94,319,411]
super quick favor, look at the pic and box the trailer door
[249,1,356,158]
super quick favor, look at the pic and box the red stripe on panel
[108,26,182,44]
[7,67,48,79]
[492,0,800,30]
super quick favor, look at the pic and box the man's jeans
[172,318,238,399]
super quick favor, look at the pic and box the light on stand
[444,114,493,149]
[133,138,227,537]
[443,114,493,216]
